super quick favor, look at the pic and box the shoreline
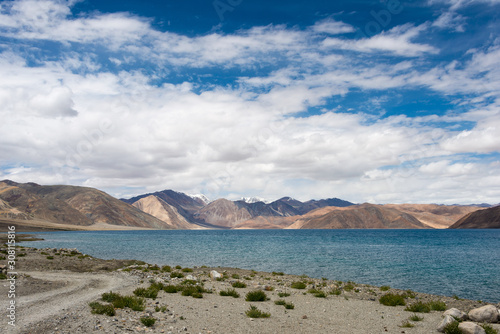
[1,244,499,333]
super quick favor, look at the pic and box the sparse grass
[231,274,240,279]
[482,324,499,334]
[181,285,208,298]
[140,316,156,327]
[245,290,267,302]
[17,253,26,257]
[443,321,461,334]
[161,265,172,272]
[284,302,294,309]
[264,286,275,291]
[155,305,167,312]
[379,293,406,306]
[275,299,294,309]
[313,291,327,298]
[290,281,306,289]
[89,301,115,316]
[409,314,424,321]
[380,285,390,291]
[232,281,247,288]
[278,292,290,297]
[220,288,240,298]
[181,279,198,285]
[46,256,54,260]
[243,276,252,280]
[0,273,7,280]
[272,271,284,276]
[274,299,286,305]
[245,305,270,318]
[343,283,355,292]
[170,272,184,279]
[175,265,182,269]
[182,267,193,272]
[400,320,415,328]
[41,251,49,255]
[404,290,416,298]
[405,301,431,313]
[163,285,181,293]
[330,288,341,296]
[429,300,446,311]
[133,287,158,299]
[100,291,145,311]
[0,256,6,260]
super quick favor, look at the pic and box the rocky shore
[0,245,499,334]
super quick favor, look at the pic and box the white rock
[437,315,455,333]
[185,275,195,280]
[443,308,468,321]
[468,305,499,323]
[210,270,222,280]
[458,322,486,334]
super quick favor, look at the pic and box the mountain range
[0,180,497,230]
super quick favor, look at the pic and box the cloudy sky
[1,0,499,204]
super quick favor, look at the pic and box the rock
[443,308,468,321]
[458,322,486,334]
[185,275,195,280]
[210,270,222,280]
[468,305,499,323]
[437,315,456,333]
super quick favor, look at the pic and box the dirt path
[1,271,137,334]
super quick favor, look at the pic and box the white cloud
[312,18,355,35]
[432,11,466,32]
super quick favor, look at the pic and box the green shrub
[245,290,267,302]
[89,302,115,316]
[161,265,172,272]
[400,320,414,328]
[155,305,167,312]
[343,283,355,292]
[404,290,416,298]
[232,281,247,288]
[0,273,7,280]
[274,299,286,305]
[429,300,446,311]
[379,293,406,306]
[170,272,184,278]
[101,291,121,302]
[181,279,197,285]
[220,288,240,298]
[245,305,270,318]
[482,324,499,334]
[405,301,431,313]
[380,285,390,291]
[232,274,240,279]
[110,295,145,311]
[409,314,424,321]
[41,251,49,255]
[163,285,181,293]
[330,288,341,296]
[46,256,54,260]
[140,316,156,327]
[272,271,284,276]
[284,302,294,309]
[313,291,327,298]
[278,292,290,297]
[181,285,208,298]
[182,267,193,272]
[175,265,182,269]
[443,321,461,334]
[291,281,306,289]
[133,287,158,299]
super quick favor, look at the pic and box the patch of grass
[290,281,306,289]
[243,276,252,280]
[482,324,499,334]
[313,291,327,298]
[149,264,160,271]
[0,256,6,260]
[400,320,414,328]
[379,293,406,306]
[232,281,247,288]
[443,321,461,334]
[274,299,286,305]
[277,292,290,297]
[380,285,390,291]
[272,271,284,276]
[429,300,446,311]
[343,283,355,292]
[405,301,431,313]
[181,285,209,298]
[89,302,115,316]
[245,290,267,302]
[17,253,26,257]
[140,316,156,327]
[40,251,49,255]
[231,274,240,279]
[170,272,184,279]
[46,256,54,260]
[100,291,145,311]
[330,288,341,296]
[284,302,294,309]
[409,314,424,321]
[0,273,7,280]
[155,305,167,312]
[163,285,181,293]
[245,305,270,318]
[181,279,198,285]
[175,265,182,269]
[220,288,240,298]
[161,265,172,272]
[404,290,416,298]
[101,291,121,302]
[182,267,193,272]
[133,287,158,299]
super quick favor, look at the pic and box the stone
[210,270,222,280]
[443,308,468,321]
[437,315,455,333]
[185,275,195,280]
[468,305,499,323]
[458,322,486,334]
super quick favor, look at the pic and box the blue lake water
[19,229,500,303]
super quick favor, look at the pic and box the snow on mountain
[241,197,270,204]
[187,193,211,205]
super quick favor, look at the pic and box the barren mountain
[0,180,170,230]
[449,206,500,229]
[193,199,252,228]
[132,195,198,229]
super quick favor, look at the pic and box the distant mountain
[449,206,500,229]
[0,180,171,230]
[241,197,269,204]
[286,204,431,229]
[193,199,252,228]
[132,195,198,229]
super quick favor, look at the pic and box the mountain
[241,197,269,204]
[132,195,198,229]
[193,199,252,228]
[449,206,500,229]
[0,180,171,230]
[286,204,431,229]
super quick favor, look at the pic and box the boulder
[458,322,486,334]
[210,270,222,280]
[443,308,468,321]
[468,305,499,323]
[185,275,195,280]
[437,315,456,333]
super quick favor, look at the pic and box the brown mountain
[449,206,500,229]
[193,199,252,228]
[132,195,198,229]
[285,204,431,229]
[0,180,171,230]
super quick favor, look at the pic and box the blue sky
[0,0,499,204]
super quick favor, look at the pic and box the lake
[19,229,500,303]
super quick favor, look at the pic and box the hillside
[0,180,171,230]
[449,206,500,229]
[132,195,198,229]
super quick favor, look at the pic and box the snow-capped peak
[188,193,211,205]
[241,196,270,204]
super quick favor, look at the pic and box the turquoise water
[20,229,500,303]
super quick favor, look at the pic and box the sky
[0,0,499,204]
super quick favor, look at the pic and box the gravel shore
[1,245,499,334]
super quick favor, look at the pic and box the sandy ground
[0,246,499,334]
